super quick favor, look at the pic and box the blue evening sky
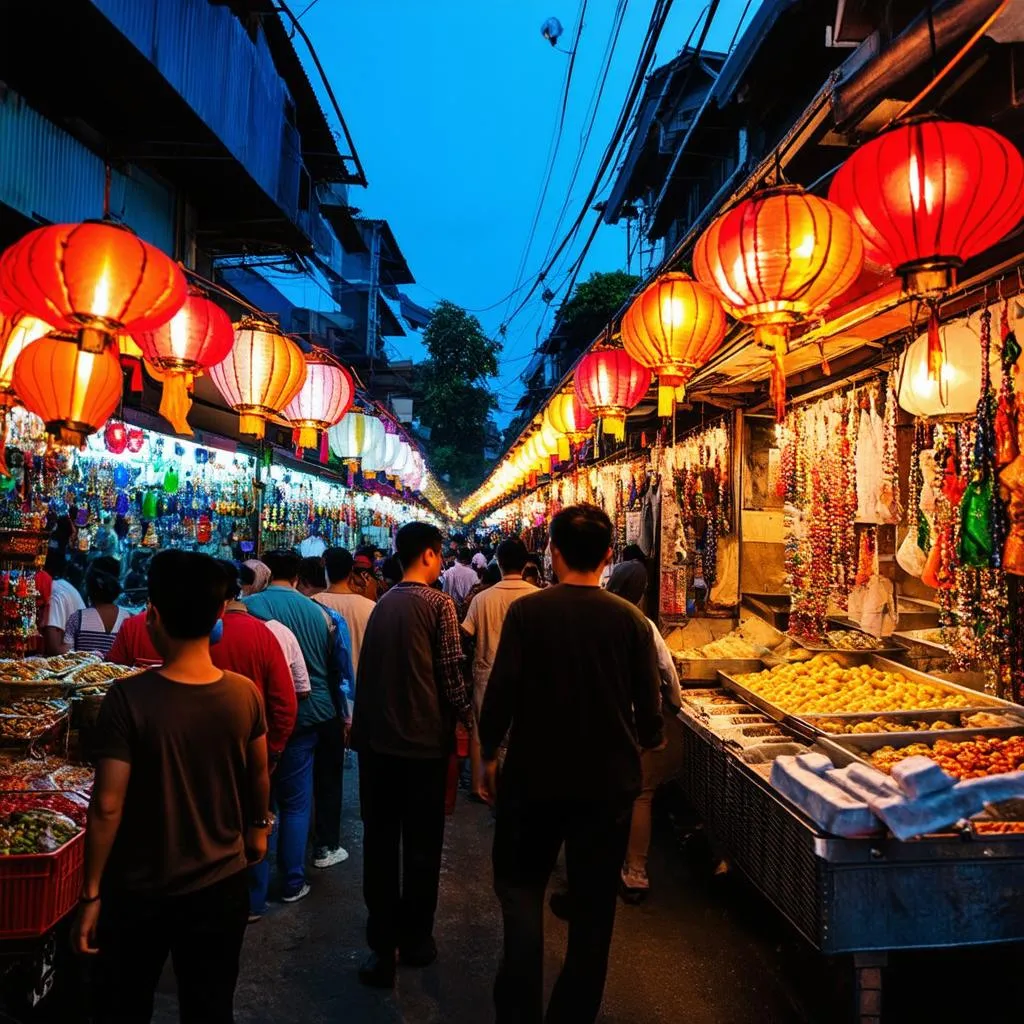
[291,0,755,423]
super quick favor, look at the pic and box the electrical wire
[540,0,630,269]
[497,0,678,338]
[501,0,590,328]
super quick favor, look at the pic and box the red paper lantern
[133,285,233,435]
[283,349,355,449]
[0,222,186,353]
[693,184,863,418]
[829,119,1024,297]
[126,428,145,453]
[13,333,124,445]
[621,271,727,416]
[574,349,651,440]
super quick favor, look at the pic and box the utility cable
[501,0,590,328]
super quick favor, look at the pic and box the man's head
[496,538,529,577]
[622,544,646,563]
[147,551,229,654]
[548,504,614,579]
[85,556,121,606]
[456,546,473,566]
[324,547,354,585]
[217,559,242,601]
[262,549,301,584]
[296,557,326,596]
[396,522,444,584]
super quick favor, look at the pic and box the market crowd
[39,504,682,1024]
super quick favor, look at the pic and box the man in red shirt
[109,597,297,763]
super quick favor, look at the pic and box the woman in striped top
[62,556,129,655]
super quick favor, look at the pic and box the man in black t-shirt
[480,505,663,1024]
[72,551,270,1023]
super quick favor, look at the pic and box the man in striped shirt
[351,522,473,989]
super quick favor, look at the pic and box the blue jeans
[248,817,277,915]
[262,727,317,903]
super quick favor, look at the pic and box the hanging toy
[958,309,1000,568]
[126,428,145,454]
[104,420,128,455]
[163,467,180,495]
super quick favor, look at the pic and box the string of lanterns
[0,217,436,507]
[462,117,1024,520]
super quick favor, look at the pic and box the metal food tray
[798,708,1024,742]
[819,727,1024,772]
[792,633,907,658]
[893,628,954,653]
[718,654,1013,723]
[674,656,764,683]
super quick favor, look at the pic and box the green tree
[416,300,501,496]
[554,270,640,351]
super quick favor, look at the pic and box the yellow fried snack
[734,655,971,715]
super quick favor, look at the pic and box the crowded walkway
[150,785,806,1024]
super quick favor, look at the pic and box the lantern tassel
[238,414,266,437]
[817,341,831,377]
[603,415,626,441]
[296,426,318,449]
[558,437,570,462]
[926,306,944,383]
[0,408,9,479]
[158,374,195,436]
[122,356,143,393]
[319,431,330,465]
[657,384,675,418]
[757,326,789,422]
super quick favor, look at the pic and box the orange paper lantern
[0,222,186,353]
[208,317,306,438]
[693,184,864,418]
[133,285,234,435]
[13,333,124,445]
[0,310,51,406]
[621,271,727,416]
[574,349,651,441]
[544,391,595,461]
[283,349,355,449]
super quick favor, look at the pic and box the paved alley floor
[150,780,810,1024]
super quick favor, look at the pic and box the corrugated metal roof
[90,0,294,217]
[0,88,175,252]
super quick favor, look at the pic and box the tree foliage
[554,270,640,351]
[416,300,501,496]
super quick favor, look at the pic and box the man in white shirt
[442,547,479,608]
[315,548,376,690]
[460,539,535,800]
[42,571,85,655]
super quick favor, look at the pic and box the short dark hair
[262,549,301,582]
[381,555,403,585]
[456,546,473,565]
[496,539,529,574]
[481,563,502,586]
[85,556,121,605]
[148,551,228,639]
[549,504,613,573]
[324,547,354,583]
[238,563,256,588]
[217,559,242,600]
[396,522,443,570]
[622,544,646,563]
[297,556,326,589]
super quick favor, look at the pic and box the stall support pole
[852,952,886,1024]
[253,441,267,558]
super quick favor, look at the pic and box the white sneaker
[281,882,311,903]
[621,867,649,892]
[313,846,349,868]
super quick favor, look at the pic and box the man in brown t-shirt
[72,551,270,1023]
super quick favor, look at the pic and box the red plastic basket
[0,832,84,939]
